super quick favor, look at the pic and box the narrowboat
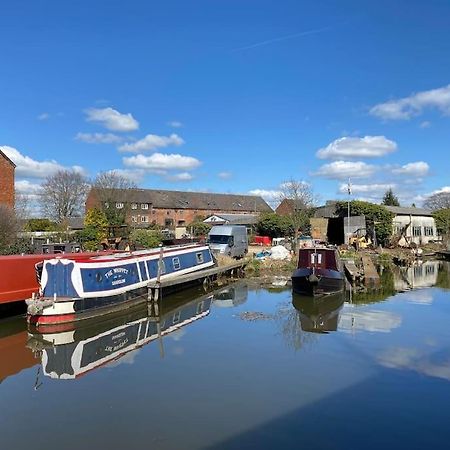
[0,249,116,310]
[27,292,213,379]
[26,243,215,326]
[291,246,345,296]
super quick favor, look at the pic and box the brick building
[86,188,272,228]
[0,149,16,208]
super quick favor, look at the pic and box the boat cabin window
[173,311,181,324]
[172,257,181,270]
[310,253,322,264]
[196,252,204,264]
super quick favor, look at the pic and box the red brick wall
[86,190,258,227]
[0,155,15,208]
[275,199,293,216]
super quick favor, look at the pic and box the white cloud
[15,179,42,195]
[420,121,431,129]
[315,161,376,179]
[248,189,282,202]
[392,161,430,177]
[370,84,450,120]
[37,113,50,121]
[100,169,146,184]
[316,136,397,159]
[0,145,83,178]
[167,121,183,128]
[218,171,232,180]
[85,107,139,132]
[75,132,124,144]
[166,172,194,182]
[118,133,184,152]
[123,153,201,171]
[338,182,395,195]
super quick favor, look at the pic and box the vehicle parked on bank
[207,225,248,259]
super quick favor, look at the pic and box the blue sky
[1,0,449,210]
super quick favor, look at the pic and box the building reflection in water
[213,281,248,308]
[26,282,247,381]
[393,259,441,292]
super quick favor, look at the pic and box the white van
[207,225,248,259]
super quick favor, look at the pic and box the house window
[172,257,180,270]
[424,226,434,236]
[196,252,204,264]
[131,203,138,210]
[116,202,124,209]
[131,216,137,223]
[413,226,422,237]
[178,220,186,226]
[167,211,170,215]
[141,216,149,223]
[152,210,156,214]
[165,218,174,227]
[141,203,149,210]
[104,202,109,209]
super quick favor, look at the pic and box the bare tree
[40,170,90,222]
[0,205,18,250]
[92,171,137,226]
[279,179,316,253]
[423,192,450,211]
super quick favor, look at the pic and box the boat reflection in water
[27,285,224,380]
[292,293,345,333]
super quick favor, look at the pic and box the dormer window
[131,203,138,210]
[141,203,149,210]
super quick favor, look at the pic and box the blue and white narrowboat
[27,243,215,326]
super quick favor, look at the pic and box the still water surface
[1,261,450,449]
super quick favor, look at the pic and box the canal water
[1,260,450,450]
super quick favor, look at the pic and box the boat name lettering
[105,267,130,278]
[105,338,129,353]
[112,279,126,286]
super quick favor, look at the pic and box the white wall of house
[393,215,437,245]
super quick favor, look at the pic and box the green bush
[24,218,58,232]
[129,229,163,249]
[256,213,292,238]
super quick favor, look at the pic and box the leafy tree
[381,188,400,207]
[432,208,450,239]
[91,171,137,226]
[189,221,211,237]
[257,213,292,238]
[24,218,58,232]
[40,169,90,222]
[424,192,450,211]
[74,208,109,251]
[335,200,394,246]
[129,229,162,249]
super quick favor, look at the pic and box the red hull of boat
[0,252,115,306]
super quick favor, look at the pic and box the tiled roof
[385,206,433,216]
[91,188,272,212]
